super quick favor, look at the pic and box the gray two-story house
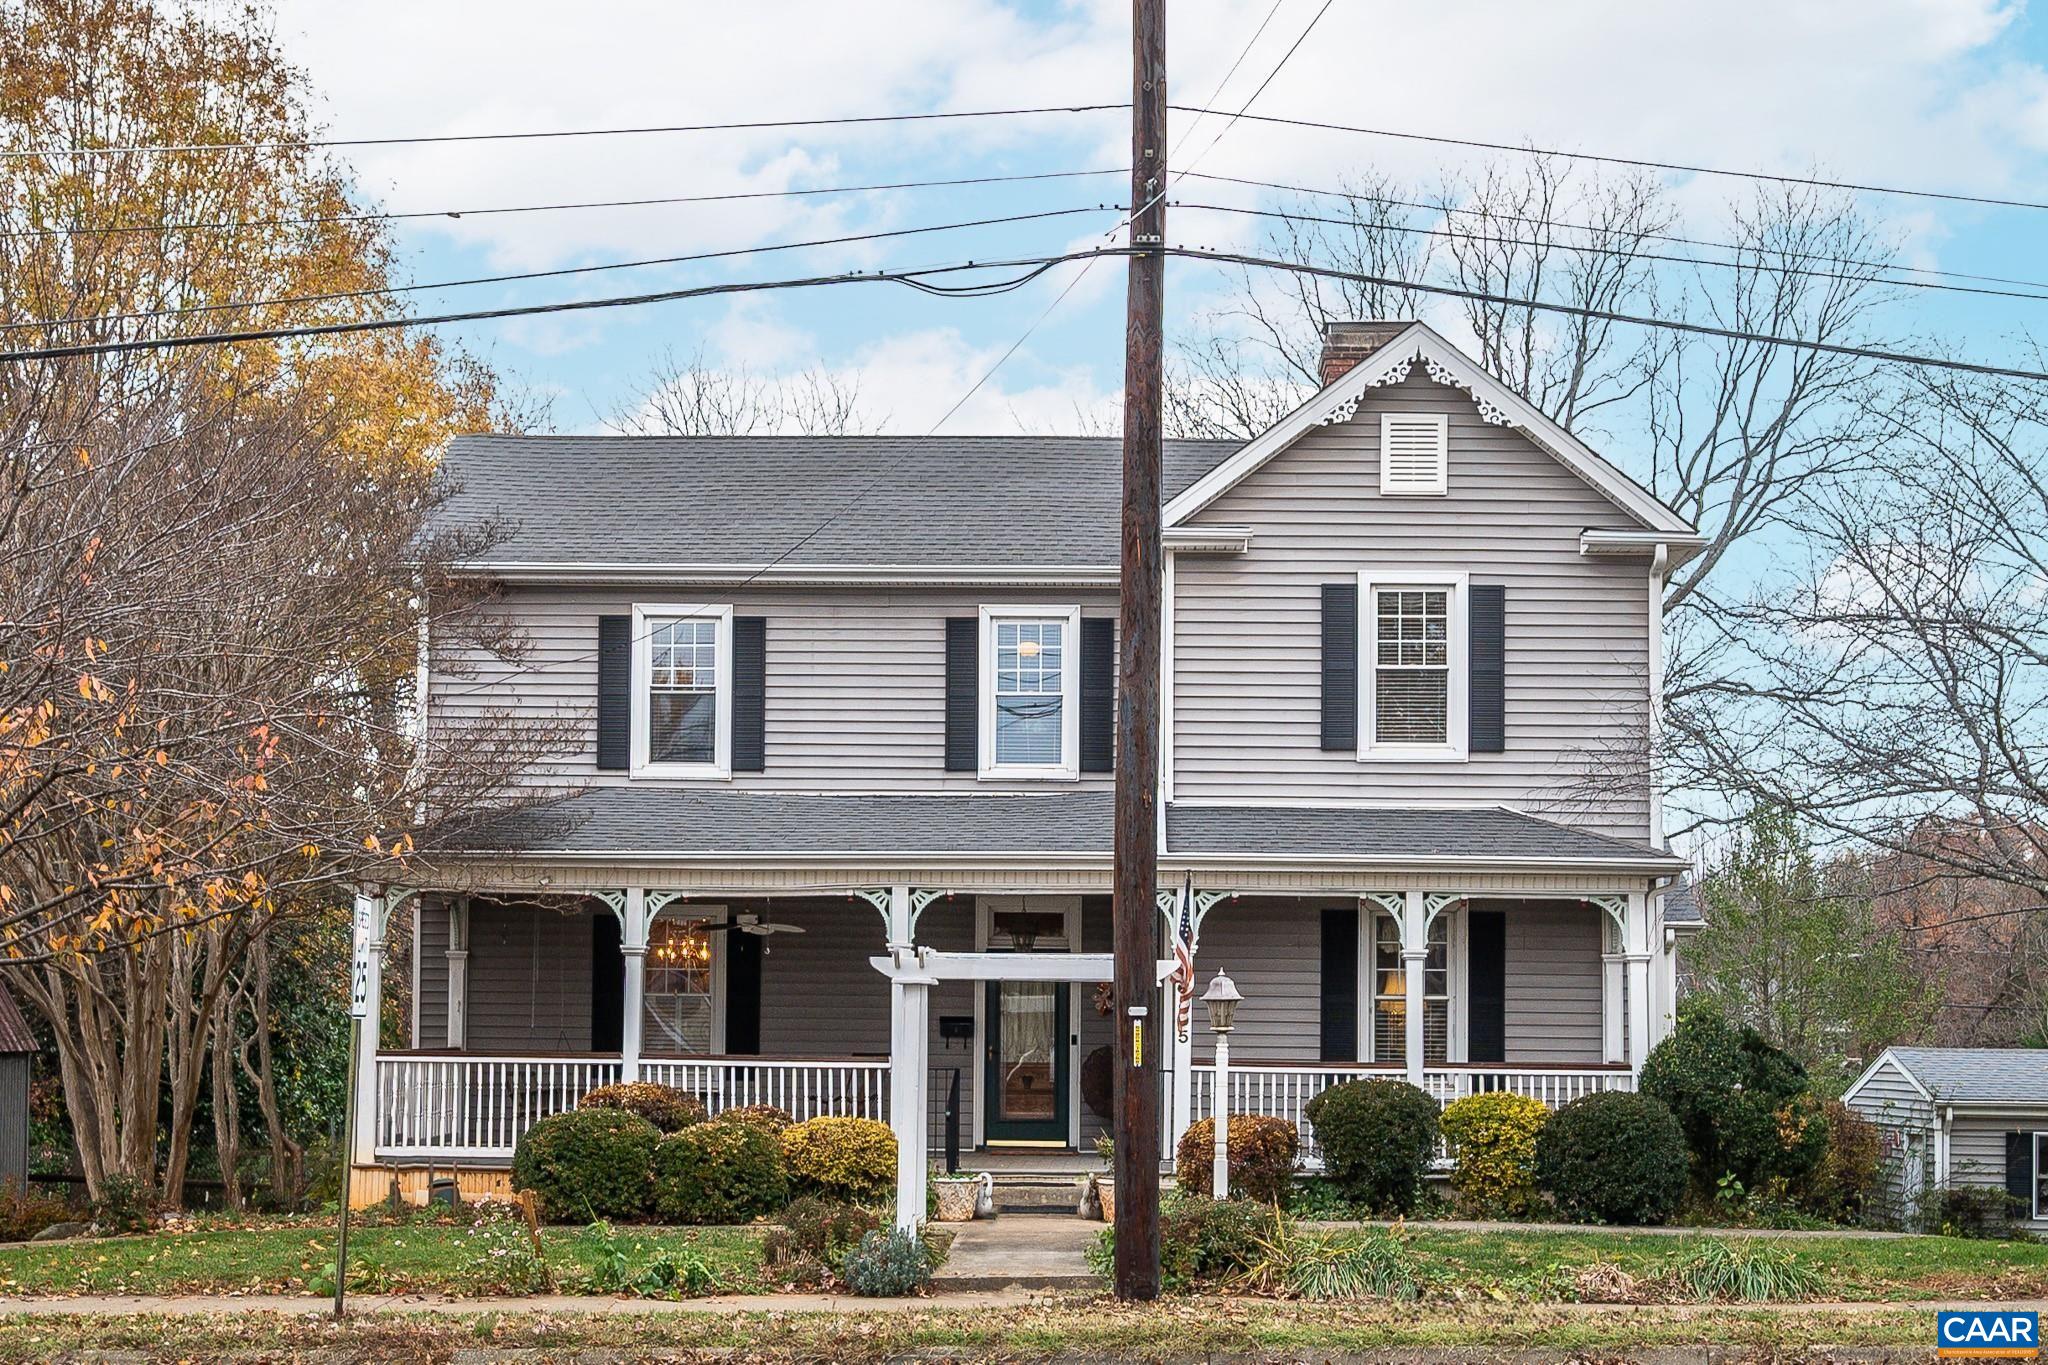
[346,320,1704,1223]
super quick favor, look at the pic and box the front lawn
[0,1210,769,1297]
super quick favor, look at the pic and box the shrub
[1174,1114,1300,1204]
[1535,1091,1688,1225]
[781,1116,896,1202]
[651,1121,788,1224]
[1662,1238,1823,1301]
[511,1108,660,1222]
[1804,1100,1881,1223]
[577,1082,705,1133]
[716,1104,793,1134]
[841,1227,933,1296]
[90,1173,151,1234]
[0,1179,70,1242]
[1302,1080,1440,1214]
[1639,1005,1824,1193]
[761,1195,881,1273]
[1157,1194,1278,1292]
[1440,1091,1550,1218]
[1923,1185,2028,1240]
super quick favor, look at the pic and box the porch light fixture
[1201,972,1241,1035]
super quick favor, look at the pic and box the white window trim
[1379,411,1449,496]
[643,903,727,1056]
[2035,1132,2048,1222]
[630,602,734,779]
[978,604,1083,781]
[1358,569,1469,762]
[1361,905,1465,1065]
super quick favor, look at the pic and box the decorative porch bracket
[851,886,950,951]
[1156,886,1235,1159]
[1584,893,1651,1072]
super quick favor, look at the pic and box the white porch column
[1401,890,1426,1088]
[1625,891,1653,1073]
[620,888,648,1082]
[889,969,934,1233]
[1600,952,1626,1065]
[445,898,470,1050]
[350,890,386,1167]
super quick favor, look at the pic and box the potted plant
[1092,1135,1116,1223]
[931,1169,984,1223]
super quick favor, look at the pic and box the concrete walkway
[933,1212,1103,1290]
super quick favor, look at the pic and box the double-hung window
[1360,570,1468,759]
[2036,1133,2048,1222]
[980,605,1081,779]
[1370,910,1450,1065]
[631,603,733,777]
[643,911,723,1054]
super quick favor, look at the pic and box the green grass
[0,1210,768,1297]
[0,1301,1946,1362]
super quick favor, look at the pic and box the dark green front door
[983,980,1070,1143]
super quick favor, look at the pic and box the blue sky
[270,0,2048,439]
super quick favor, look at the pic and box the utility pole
[1113,0,1166,1303]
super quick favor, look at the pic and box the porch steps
[989,1173,1088,1214]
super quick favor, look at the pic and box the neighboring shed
[1844,1047,2048,1231]
[0,986,34,1186]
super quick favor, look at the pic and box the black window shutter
[1319,907,1358,1062]
[726,929,763,1055]
[944,618,979,771]
[1469,583,1506,754]
[1468,909,1507,1064]
[2007,1132,2035,1216]
[1321,583,1358,751]
[732,616,766,772]
[596,615,632,771]
[1081,617,1115,772]
[591,911,623,1053]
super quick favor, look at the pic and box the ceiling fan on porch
[701,913,806,937]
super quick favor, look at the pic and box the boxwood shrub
[1173,1114,1300,1203]
[1440,1090,1549,1218]
[511,1107,660,1222]
[652,1119,789,1224]
[577,1082,706,1133]
[1639,1005,1826,1194]
[1534,1090,1687,1225]
[781,1116,897,1203]
[1301,1079,1440,1214]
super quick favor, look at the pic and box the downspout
[1647,543,1669,849]
[1938,1105,1953,1188]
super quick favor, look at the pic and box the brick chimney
[1318,320,1411,385]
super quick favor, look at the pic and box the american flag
[1172,873,1196,1043]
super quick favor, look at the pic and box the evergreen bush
[1534,1090,1688,1225]
[780,1116,896,1202]
[1440,1090,1550,1217]
[651,1120,788,1224]
[1301,1080,1440,1214]
[1173,1114,1300,1203]
[511,1107,660,1222]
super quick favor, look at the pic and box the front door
[983,980,1070,1143]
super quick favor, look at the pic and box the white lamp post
[1201,972,1242,1199]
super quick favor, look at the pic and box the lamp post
[1201,972,1241,1199]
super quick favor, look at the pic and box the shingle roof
[446,789,1676,867]
[0,984,35,1054]
[433,435,1241,568]
[1663,874,1702,924]
[1882,1047,2048,1105]
[1164,804,1681,866]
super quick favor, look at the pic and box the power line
[0,249,1133,364]
[5,206,1117,336]
[1168,104,2048,214]
[1170,244,2048,382]
[0,168,1124,242]
[5,103,1127,159]
[1170,199,2048,306]
[1179,169,2048,295]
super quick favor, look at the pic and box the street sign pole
[336,888,376,1318]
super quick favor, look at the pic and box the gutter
[430,847,1688,874]
[445,561,1123,588]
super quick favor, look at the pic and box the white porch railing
[638,1057,889,1123]
[373,1053,891,1161]
[1190,1062,1635,1166]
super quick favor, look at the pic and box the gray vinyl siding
[1174,370,1655,839]
[1950,1111,2048,1229]
[432,586,1117,794]
[0,1056,27,1185]
[1501,902,1603,1065]
[416,900,450,1049]
[752,898,893,1058]
[1845,1057,1938,1226]
[465,902,597,1054]
[1187,898,1325,1063]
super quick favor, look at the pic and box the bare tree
[607,344,878,436]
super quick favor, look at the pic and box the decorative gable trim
[1164,321,1696,536]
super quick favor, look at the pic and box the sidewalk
[1310,1219,1914,1239]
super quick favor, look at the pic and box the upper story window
[632,603,732,777]
[980,604,1081,780]
[1361,570,1467,760]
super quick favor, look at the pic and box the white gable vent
[1379,413,1448,495]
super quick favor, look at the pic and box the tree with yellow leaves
[0,0,560,1203]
